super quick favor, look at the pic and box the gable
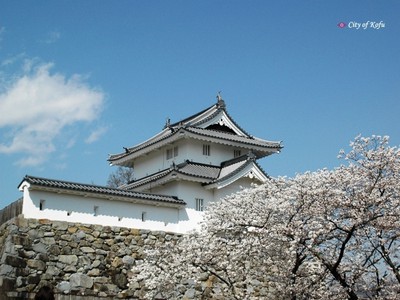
[108,97,282,168]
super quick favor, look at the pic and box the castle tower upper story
[108,95,282,194]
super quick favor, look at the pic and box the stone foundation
[0,216,181,299]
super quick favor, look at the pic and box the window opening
[202,144,210,156]
[196,198,204,211]
[39,200,45,211]
[166,146,179,159]
[234,150,241,158]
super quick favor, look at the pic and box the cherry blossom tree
[130,135,400,299]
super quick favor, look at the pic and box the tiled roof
[108,99,282,164]
[123,169,173,190]
[124,161,220,190]
[177,161,221,179]
[168,102,218,128]
[188,102,252,138]
[108,128,175,162]
[125,154,268,190]
[217,159,248,181]
[185,127,281,149]
[108,126,281,164]
[19,175,185,206]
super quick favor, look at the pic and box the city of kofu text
[348,21,385,30]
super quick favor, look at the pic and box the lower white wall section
[19,176,260,234]
[21,187,191,233]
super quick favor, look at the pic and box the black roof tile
[20,175,185,206]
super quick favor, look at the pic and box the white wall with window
[133,142,183,179]
[133,141,248,179]
[180,140,241,166]
[19,185,183,232]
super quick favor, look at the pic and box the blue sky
[0,1,399,208]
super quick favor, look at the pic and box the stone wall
[0,216,181,299]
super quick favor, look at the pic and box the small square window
[166,149,173,160]
[195,198,204,211]
[166,146,179,160]
[94,206,99,216]
[202,145,210,156]
[234,150,241,158]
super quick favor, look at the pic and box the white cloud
[85,126,108,144]
[0,61,105,166]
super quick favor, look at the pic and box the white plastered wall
[20,185,184,232]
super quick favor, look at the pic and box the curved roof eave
[109,127,281,166]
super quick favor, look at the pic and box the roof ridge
[220,153,254,168]
[21,174,115,190]
[20,175,185,204]
[212,159,252,184]
[168,102,218,128]
[178,160,220,168]
[126,168,172,186]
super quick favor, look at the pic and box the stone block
[45,265,60,277]
[5,255,27,268]
[0,276,16,291]
[87,268,100,276]
[41,237,56,245]
[69,273,93,289]
[80,246,95,253]
[130,228,140,236]
[35,252,49,262]
[26,259,46,271]
[122,255,134,266]
[38,219,51,225]
[57,280,71,293]
[12,234,31,247]
[78,226,92,233]
[67,226,78,234]
[27,274,41,284]
[32,242,47,254]
[112,273,128,289]
[48,244,60,255]
[18,249,36,259]
[111,257,123,268]
[59,254,78,265]
[52,221,69,231]
[64,265,77,273]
